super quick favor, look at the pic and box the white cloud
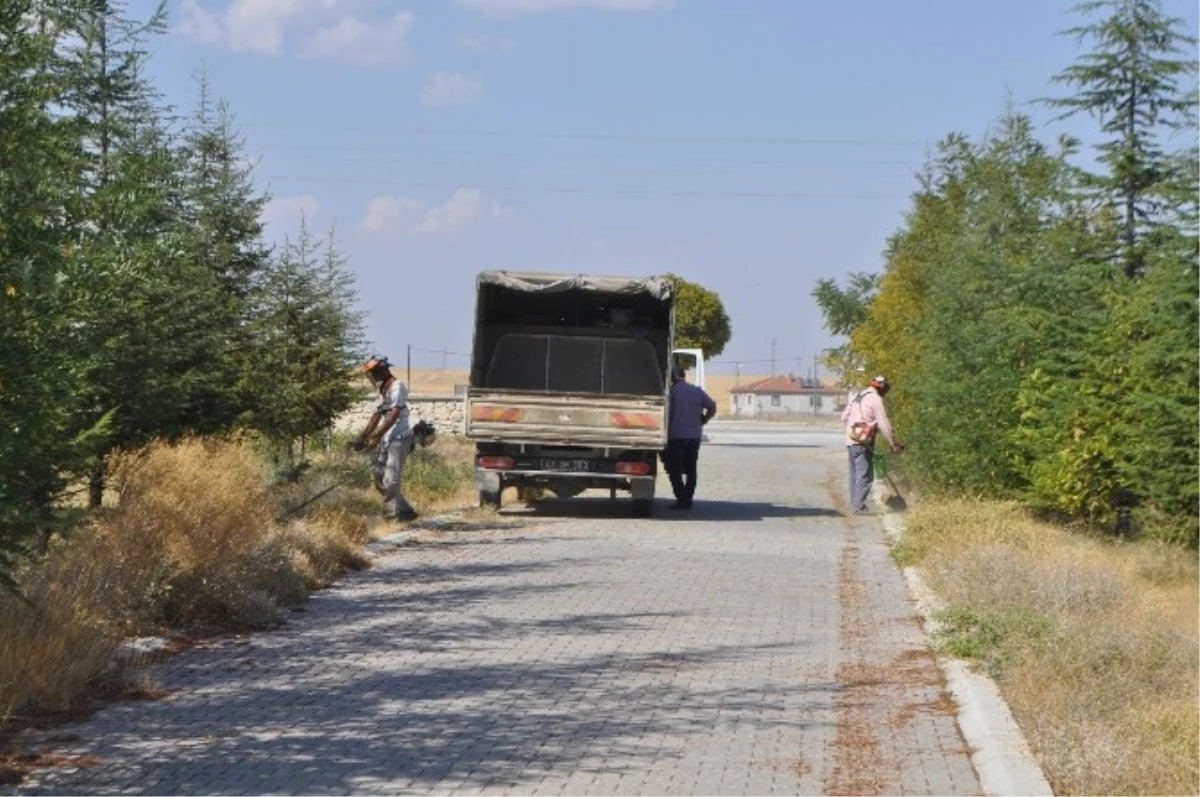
[455,0,673,18]
[177,0,223,45]
[263,194,321,233]
[460,32,518,52]
[175,0,415,64]
[359,189,512,239]
[302,10,414,65]
[223,0,304,55]
[360,195,425,236]
[419,72,484,108]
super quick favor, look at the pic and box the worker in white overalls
[353,356,418,522]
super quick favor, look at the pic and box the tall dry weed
[105,438,279,627]
[902,499,1199,796]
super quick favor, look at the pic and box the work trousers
[373,436,415,518]
[664,437,702,506]
[847,443,874,512]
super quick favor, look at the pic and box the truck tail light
[609,412,661,430]
[615,461,651,476]
[472,406,523,423]
[478,455,514,470]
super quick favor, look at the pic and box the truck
[464,271,674,518]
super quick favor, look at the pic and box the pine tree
[179,69,273,429]
[1112,237,1199,543]
[59,0,235,505]
[0,0,93,580]
[181,69,271,311]
[242,223,364,469]
[1043,0,1199,276]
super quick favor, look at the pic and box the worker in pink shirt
[841,375,904,515]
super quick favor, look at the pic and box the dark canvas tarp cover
[476,271,673,301]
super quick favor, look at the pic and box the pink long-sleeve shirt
[841,386,895,447]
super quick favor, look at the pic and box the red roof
[731,375,839,395]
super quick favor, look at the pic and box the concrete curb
[880,512,1054,796]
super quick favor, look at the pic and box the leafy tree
[1043,0,1199,276]
[811,271,879,386]
[811,271,880,338]
[847,134,973,412]
[667,273,732,359]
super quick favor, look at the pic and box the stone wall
[333,395,466,436]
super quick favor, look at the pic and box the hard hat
[870,375,889,390]
[363,356,391,373]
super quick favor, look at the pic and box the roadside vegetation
[813,2,1198,795]
[0,433,476,737]
[1,0,366,590]
[893,498,1198,796]
[814,0,1198,546]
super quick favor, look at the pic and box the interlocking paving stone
[7,424,979,795]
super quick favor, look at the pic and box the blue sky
[134,0,1199,377]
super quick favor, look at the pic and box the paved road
[9,422,979,795]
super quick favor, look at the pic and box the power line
[240,122,931,148]
[262,176,906,201]
[249,142,921,169]
[258,151,918,178]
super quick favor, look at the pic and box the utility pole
[735,362,741,386]
[770,338,776,376]
[406,343,411,386]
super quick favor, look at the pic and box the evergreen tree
[1112,236,1199,543]
[0,0,94,578]
[242,222,364,468]
[1044,0,1199,276]
[179,70,273,430]
[59,0,234,505]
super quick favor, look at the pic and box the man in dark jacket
[663,365,717,510]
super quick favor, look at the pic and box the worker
[353,356,418,522]
[841,374,904,515]
[663,365,717,510]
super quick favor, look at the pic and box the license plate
[540,459,592,472]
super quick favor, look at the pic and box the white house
[729,375,845,418]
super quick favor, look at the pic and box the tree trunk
[88,458,106,509]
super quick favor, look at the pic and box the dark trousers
[663,437,702,505]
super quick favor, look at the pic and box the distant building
[729,374,846,417]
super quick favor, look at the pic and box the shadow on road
[706,442,823,449]
[501,497,841,522]
[31,533,837,795]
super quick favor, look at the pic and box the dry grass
[896,498,1199,796]
[0,437,385,725]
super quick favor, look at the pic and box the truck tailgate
[466,390,667,448]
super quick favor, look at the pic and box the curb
[880,512,1054,796]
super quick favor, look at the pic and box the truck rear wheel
[480,488,502,509]
[632,498,653,518]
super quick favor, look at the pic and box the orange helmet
[363,356,391,381]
